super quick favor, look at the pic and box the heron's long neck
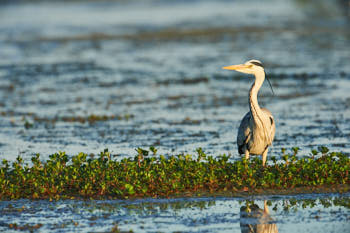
[249,71,265,128]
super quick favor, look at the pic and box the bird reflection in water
[240,200,278,233]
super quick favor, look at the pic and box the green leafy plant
[0,147,348,200]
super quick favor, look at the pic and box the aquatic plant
[0,147,348,200]
[32,113,134,125]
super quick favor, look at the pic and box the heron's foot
[244,151,250,160]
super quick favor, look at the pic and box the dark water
[0,0,349,232]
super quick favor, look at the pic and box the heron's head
[222,59,264,75]
[222,59,275,94]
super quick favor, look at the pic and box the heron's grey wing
[237,112,251,154]
[262,108,276,146]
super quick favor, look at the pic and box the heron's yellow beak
[222,64,251,70]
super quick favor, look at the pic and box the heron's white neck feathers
[249,70,265,128]
[249,69,274,144]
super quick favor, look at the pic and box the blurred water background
[0,0,349,161]
[0,1,349,232]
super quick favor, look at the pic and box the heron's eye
[250,61,263,68]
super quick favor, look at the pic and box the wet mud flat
[0,193,349,232]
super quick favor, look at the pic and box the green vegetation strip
[0,147,349,200]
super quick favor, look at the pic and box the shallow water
[0,193,349,232]
[0,0,349,161]
[0,0,349,232]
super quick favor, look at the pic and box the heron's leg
[245,150,250,160]
[262,148,269,166]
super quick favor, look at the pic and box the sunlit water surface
[0,0,349,161]
[0,0,349,232]
[0,194,349,232]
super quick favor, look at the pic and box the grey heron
[222,60,275,166]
